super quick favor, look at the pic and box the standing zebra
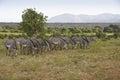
[5,39,17,56]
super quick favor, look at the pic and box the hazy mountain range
[47,13,120,23]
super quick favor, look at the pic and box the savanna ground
[0,38,120,80]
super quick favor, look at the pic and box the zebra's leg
[27,48,29,55]
[6,47,7,56]
[32,50,35,55]
[83,43,86,49]
[40,48,43,54]
[52,45,54,50]
[6,50,8,56]
[13,49,17,56]
[23,48,25,55]
[45,47,47,52]
[20,46,22,55]
[87,42,90,49]
[55,45,57,50]
[31,48,35,55]
[39,48,41,54]
[84,43,87,49]
[42,47,45,52]
[47,46,51,51]
[51,45,54,50]
[64,44,68,50]
[80,43,82,49]
[6,47,8,56]
[8,48,11,56]
[35,48,39,54]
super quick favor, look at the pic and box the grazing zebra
[36,38,47,53]
[61,37,76,49]
[5,39,17,56]
[41,39,51,52]
[59,37,68,50]
[4,36,97,56]
[48,37,68,50]
[29,38,40,54]
[16,38,27,55]
[82,36,97,48]
[72,37,84,48]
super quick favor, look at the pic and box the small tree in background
[20,8,47,37]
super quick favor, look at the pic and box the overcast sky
[0,0,120,22]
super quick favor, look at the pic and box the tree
[96,32,106,39]
[52,29,61,37]
[93,26,103,33]
[20,8,47,37]
[103,27,113,33]
[61,27,69,36]
[109,24,120,32]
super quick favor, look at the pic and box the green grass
[0,38,120,80]
[0,32,115,38]
[0,32,23,35]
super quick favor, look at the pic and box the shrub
[96,32,106,39]
[52,31,61,37]
[8,34,14,39]
[113,33,120,39]
[0,34,5,39]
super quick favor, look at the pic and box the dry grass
[0,38,120,80]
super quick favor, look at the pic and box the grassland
[0,31,114,37]
[0,32,23,35]
[0,38,120,80]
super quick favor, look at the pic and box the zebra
[82,36,97,48]
[72,37,83,48]
[16,38,27,55]
[41,39,51,52]
[5,39,17,56]
[35,38,47,53]
[48,37,68,50]
[29,38,41,55]
[61,37,76,49]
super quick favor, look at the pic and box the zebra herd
[4,36,97,56]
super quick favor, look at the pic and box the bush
[0,34,5,39]
[1,30,8,32]
[96,32,106,39]
[52,31,61,37]
[113,33,120,39]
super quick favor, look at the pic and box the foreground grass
[0,39,120,80]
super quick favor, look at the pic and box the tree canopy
[20,8,47,37]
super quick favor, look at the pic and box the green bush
[113,33,120,39]
[0,34,5,39]
[52,31,61,37]
[96,32,106,39]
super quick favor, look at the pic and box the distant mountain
[47,13,120,23]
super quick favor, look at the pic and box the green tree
[61,27,69,36]
[96,32,106,39]
[109,24,120,32]
[93,26,103,33]
[103,27,113,33]
[20,8,47,37]
[52,29,61,37]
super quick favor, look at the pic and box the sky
[0,0,120,22]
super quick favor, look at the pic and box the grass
[0,32,23,35]
[0,38,120,80]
